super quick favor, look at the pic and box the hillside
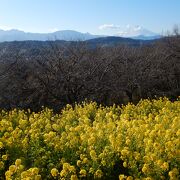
[0,35,179,111]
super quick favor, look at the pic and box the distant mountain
[0,29,103,42]
[131,35,162,40]
[86,36,156,48]
[0,27,161,42]
[115,25,161,40]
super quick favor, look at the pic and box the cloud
[98,24,144,36]
[116,25,157,37]
[99,24,121,30]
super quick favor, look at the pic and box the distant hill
[85,36,156,48]
[0,29,103,42]
[131,35,162,40]
[0,28,161,42]
[0,37,159,64]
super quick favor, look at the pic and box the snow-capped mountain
[116,25,161,40]
[0,29,102,42]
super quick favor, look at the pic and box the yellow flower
[90,150,97,160]
[101,160,106,166]
[21,171,28,178]
[32,167,39,175]
[144,177,153,180]
[119,174,126,180]
[94,169,103,178]
[9,165,17,173]
[125,139,131,145]
[169,168,179,178]
[0,161,4,169]
[89,167,94,174]
[35,175,42,180]
[0,142,3,149]
[76,160,81,167]
[5,170,13,178]
[121,149,130,156]
[142,164,149,174]
[51,168,59,177]
[60,169,67,177]
[2,155,8,161]
[83,157,88,164]
[69,165,76,173]
[15,159,22,166]
[161,162,169,171]
[63,163,70,170]
[123,162,128,168]
[71,175,78,180]
[18,165,24,171]
[127,176,133,180]
[79,169,86,177]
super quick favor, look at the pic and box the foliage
[0,98,179,179]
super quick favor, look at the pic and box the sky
[0,0,180,35]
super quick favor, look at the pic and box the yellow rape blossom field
[0,98,179,179]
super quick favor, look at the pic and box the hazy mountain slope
[0,29,102,42]
[0,28,161,42]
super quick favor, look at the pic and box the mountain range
[0,28,161,42]
[115,25,161,40]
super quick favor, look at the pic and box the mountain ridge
[0,28,161,42]
[0,29,103,42]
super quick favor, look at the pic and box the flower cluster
[0,98,179,179]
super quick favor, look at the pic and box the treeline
[0,32,179,111]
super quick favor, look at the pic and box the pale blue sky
[0,0,179,35]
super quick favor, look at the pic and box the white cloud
[99,24,147,36]
[99,24,121,30]
[116,25,157,37]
